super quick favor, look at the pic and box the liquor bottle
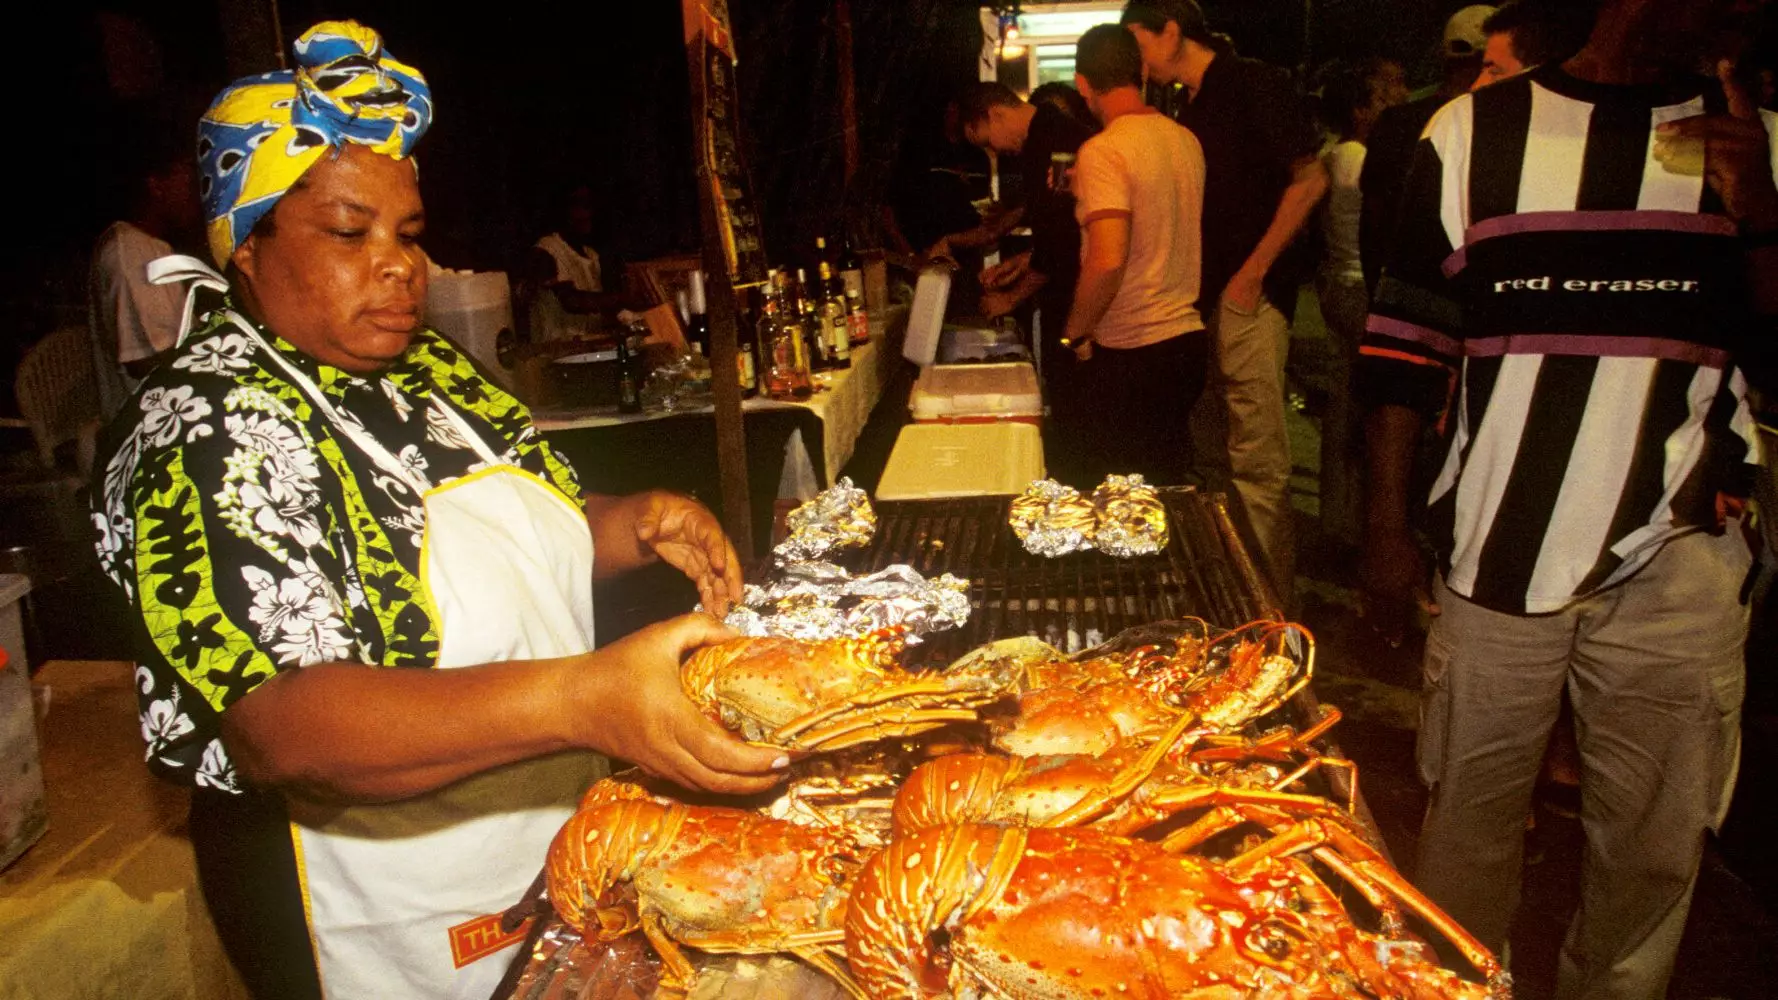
[762,271,812,400]
[838,236,865,304]
[846,286,870,346]
[736,284,759,399]
[817,255,850,369]
[795,267,831,371]
[686,269,710,356]
[616,334,643,413]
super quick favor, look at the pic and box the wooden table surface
[0,661,248,1000]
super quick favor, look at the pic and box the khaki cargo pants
[1415,527,1750,1000]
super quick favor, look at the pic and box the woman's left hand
[634,492,744,615]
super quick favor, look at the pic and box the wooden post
[836,0,860,185]
[683,1,754,559]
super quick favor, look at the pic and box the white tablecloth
[532,309,901,500]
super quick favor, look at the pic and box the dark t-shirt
[1169,54,1321,309]
[1359,93,1445,294]
[1015,103,1095,303]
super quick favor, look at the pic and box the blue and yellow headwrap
[198,20,433,267]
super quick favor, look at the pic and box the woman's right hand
[568,612,789,795]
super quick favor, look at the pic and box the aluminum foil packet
[1008,479,1097,556]
[710,563,969,642]
[1092,474,1169,557]
[772,477,876,563]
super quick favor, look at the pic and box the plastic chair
[13,327,102,478]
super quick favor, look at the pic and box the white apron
[150,256,606,998]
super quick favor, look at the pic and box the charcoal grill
[828,486,1381,860]
[831,487,1280,666]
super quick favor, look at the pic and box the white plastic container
[909,361,1043,423]
[876,422,1046,500]
[901,267,952,367]
[426,271,516,387]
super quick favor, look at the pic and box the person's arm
[222,612,784,804]
[111,399,781,808]
[1061,215,1131,356]
[1356,114,1466,637]
[522,245,629,315]
[585,490,743,614]
[981,269,1048,320]
[1661,60,1778,394]
[927,205,1026,262]
[1223,153,1330,311]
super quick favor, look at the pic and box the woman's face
[1127,23,1179,83]
[233,143,427,374]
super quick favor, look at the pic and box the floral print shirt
[92,298,583,792]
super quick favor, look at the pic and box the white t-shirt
[1072,109,1206,349]
[530,233,603,341]
[90,222,182,365]
[1319,139,1365,283]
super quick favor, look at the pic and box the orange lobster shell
[545,780,866,996]
[844,823,1506,1000]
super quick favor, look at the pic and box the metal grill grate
[835,487,1279,666]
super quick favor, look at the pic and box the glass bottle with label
[818,256,851,369]
[762,271,812,400]
[616,333,643,413]
[846,287,870,346]
[736,284,759,399]
[838,237,865,304]
[794,268,830,371]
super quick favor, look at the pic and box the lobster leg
[788,706,986,752]
[639,911,702,1000]
[792,947,872,1000]
[670,927,867,1000]
[774,679,1006,741]
[1040,711,1202,828]
[1223,814,1505,988]
[1157,804,1244,853]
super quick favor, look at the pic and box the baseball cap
[1444,4,1498,58]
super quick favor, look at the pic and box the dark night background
[1,0,1486,368]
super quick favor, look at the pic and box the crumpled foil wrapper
[709,563,969,642]
[1092,474,1169,557]
[499,917,659,999]
[1008,479,1097,556]
[772,477,876,562]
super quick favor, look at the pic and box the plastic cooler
[908,363,1043,423]
[903,265,1043,424]
[876,422,1046,500]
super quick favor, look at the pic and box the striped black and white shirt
[1359,66,1776,615]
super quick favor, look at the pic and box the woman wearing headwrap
[91,22,783,999]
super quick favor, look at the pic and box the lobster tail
[545,797,680,938]
[891,754,1022,835]
[845,825,1022,998]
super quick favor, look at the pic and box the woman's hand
[634,492,744,616]
[569,613,787,795]
[588,490,745,615]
